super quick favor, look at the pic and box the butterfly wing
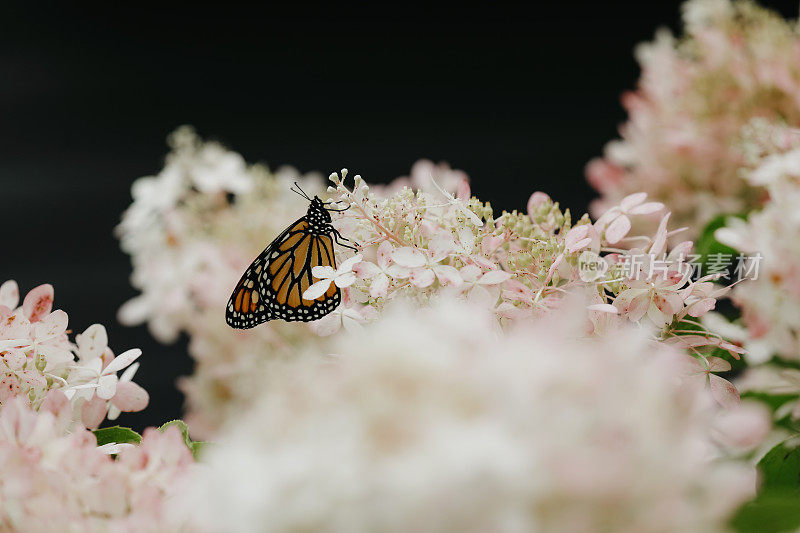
[261,224,341,322]
[226,218,341,329]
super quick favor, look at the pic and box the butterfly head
[307,196,333,225]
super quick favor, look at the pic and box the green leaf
[758,440,800,491]
[731,489,800,533]
[92,426,142,447]
[159,419,208,459]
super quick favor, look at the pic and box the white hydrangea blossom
[185,298,757,533]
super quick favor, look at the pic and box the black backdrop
[3,1,798,431]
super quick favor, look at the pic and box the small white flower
[303,254,363,300]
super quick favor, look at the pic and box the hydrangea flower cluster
[0,280,148,429]
[117,126,332,437]
[0,396,195,531]
[709,119,800,362]
[587,0,800,238]
[185,298,764,532]
[327,169,742,404]
[118,129,746,436]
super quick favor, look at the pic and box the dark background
[3,1,797,431]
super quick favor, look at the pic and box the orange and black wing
[226,218,341,328]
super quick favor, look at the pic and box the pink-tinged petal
[527,191,550,215]
[0,280,19,309]
[82,394,108,429]
[22,284,54,323]
[311,265,336,280]
[565,225,591,253]
[0,305,11,323]
[386,264,411,279]
[605,215,631,244]
[409,268,435,288]
[376,241,394,270]
[19,370,46,393]
[34,310,68,341]
[478,270,512,285]
[40,390,71,420]
[456,177,471,201]
[434,265,463,287]
[568,237,592,254]
[545,253,565,284]
[620,192,647,211]
[668,241,694,262]
[653,292,683,317]
[334,272,356,288]
[1,348,26,371]
[312,313,342,336]
[102,348,142,375]
[667,335,718,350]
[353,261,381,279]
[76,324,108,360]
[97,374,118,400]
[461,205,484,226]
[686,297,716,317]
[429,234,456,261]
[707,356,732,373]
[392,247,427,268]
[626,293,650,322]
[709,375,740,409]
[459,265,482,283]
[587,303,618,313]
[303,279,333,300]
[369,273,390,298]
[719,341,745,360]
[0,374,21,402]
[648,213,671,256]
[593,208,619,233]
[627,201,664,215]
[111,381,149,412]
[471,255,499,270]
[339,254,363,272]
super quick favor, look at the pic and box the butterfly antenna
[291,182,312,201]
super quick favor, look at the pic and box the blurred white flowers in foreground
[183,298,761,533]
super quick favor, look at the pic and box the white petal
[434,265,463,287]
[478,270,512,285]
[392,247,427,268]
[76,324,108,360]
[311,265,336,280]
[587,303,619,313]
[335,272,356,288]
[303,279,333,300]
[376,241,394,269]
[620,192,647,211]
[97,374,118,400]
[605,215,631,244]
[369,273,390,298]
[102,349,142,376]
[409,268,436,288]
[339,254,363,272]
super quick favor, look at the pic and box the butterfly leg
[332,228,359,251]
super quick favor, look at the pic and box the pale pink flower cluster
[712,119,800,362]
[118,129,743,436]
[587,0,800,237]
[185,298,762,532]
[117,127,332,437]
[327,170,741,404]
[0,280,147,429]
[0,395,195,532]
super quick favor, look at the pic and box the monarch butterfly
[226,184,355,329]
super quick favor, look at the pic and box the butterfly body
[226,194,348,329]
